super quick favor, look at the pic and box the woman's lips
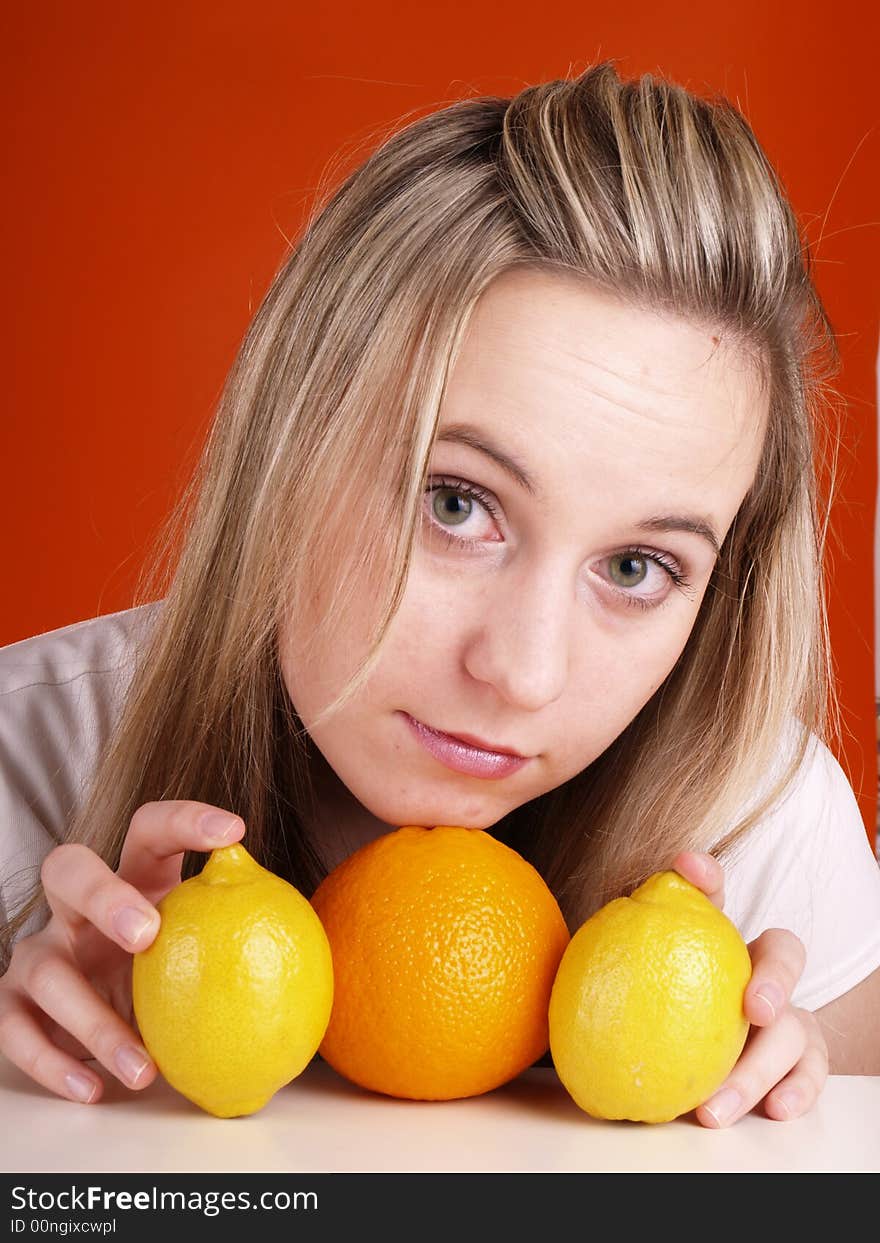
[401,713,532,780]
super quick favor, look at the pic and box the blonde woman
[1,63,879,1129]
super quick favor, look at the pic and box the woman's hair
[1,60,842,967]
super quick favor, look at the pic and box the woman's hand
[0,800,245,1104]
[673,850,829,1128]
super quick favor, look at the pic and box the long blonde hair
[1,61,841,965]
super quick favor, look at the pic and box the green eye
[432,487,472,527]
[609,554,648,587]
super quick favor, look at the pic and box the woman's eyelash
[617,550,695,610]
[424,476,501,533]
[423,476,696,607]
[425,469,502,519]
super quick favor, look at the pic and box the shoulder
[0,602,163,697]
[0,599,165,811]
[720,721,880,1010]
[723,725,868,873]
[749,726,861,828]
[0,602,165,931]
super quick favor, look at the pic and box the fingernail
[703,1086,742,1127]
[773,1088,801,1118]
[200,812,242,843]
[695,853,714,879]
[65,1071,98,1103]
[114,1044,152,1086]
[754,982,784,1021]
[113,906,156,948]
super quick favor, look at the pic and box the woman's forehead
[437,269,769,514]
[454,268,763,409]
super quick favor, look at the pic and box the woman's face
[279,269,768,837]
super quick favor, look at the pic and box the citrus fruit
[132,843,333,1118]
[310,825,570,1101]
[548,870,752,1124]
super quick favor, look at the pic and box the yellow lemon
[548,871,752,1124]
[132,843,333,1118]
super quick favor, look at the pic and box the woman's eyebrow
[435,422,721,555]
[635,515,721,557]
[435,423,538,495]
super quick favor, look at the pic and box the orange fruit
[311,825,570,1101]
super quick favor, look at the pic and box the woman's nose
[461,565,571,712]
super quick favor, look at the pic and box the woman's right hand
[0,800,245,1104]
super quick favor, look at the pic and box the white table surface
[1,1057,877,1174]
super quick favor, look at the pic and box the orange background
[2,3,878,844]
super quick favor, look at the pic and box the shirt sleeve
[0,606,158,943]
[721,730,880,1012]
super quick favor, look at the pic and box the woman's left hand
[672,850,829,1128]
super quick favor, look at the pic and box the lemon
[132,843,333,1118]
[548,871,752,1124]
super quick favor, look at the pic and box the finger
[41,844,162,954]
[671,850,725,910]
[12,940,156,1091]
[117,800,245,902]
[696,1007,807,1128]
[763,1010,829,1121]
[0,989,103,1104]
[40,803,245,953]
[743,927,806,1027]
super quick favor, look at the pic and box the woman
[1,62,879,1126]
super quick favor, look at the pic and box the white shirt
[2,605,880,1012]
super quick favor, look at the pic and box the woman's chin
[367,797,506,832]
